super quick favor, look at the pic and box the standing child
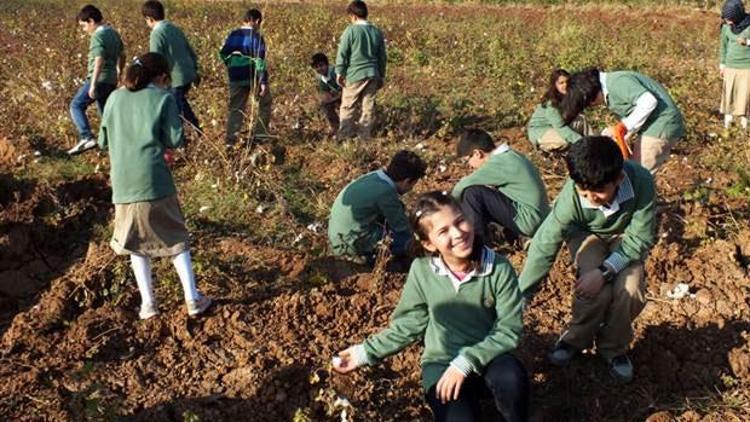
[68,4,124,156]
[142,0,202,135]
[561,68,685,173]
[452,129,550,245]
[335,1,387,141]
[220,8,272,146]
[527,69,590,151]
[328,150,425,264]
[518,136,656,383]
[333,191,529,422]
[720,0,750,129]
[98,53,211,320]
[310,52,342,136]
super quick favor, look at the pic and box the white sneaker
[67,138,97,155]
[186,295,212,317]
[138,302,159,320]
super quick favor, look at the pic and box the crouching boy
[310,52,342,136]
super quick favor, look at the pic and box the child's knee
[485,354,528,394]
[614,264,645,299]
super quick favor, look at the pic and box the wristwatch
[598,265,616,283]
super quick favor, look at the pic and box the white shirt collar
[354,19,370,26]
[95,25,107,33]
[154,20,166,30]
[599,71,609,105]
[375,169,396,190]
[579,171,635,217]
[492,143,511,156]
[429,247,495,292]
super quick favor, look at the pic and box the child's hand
[332,347,360,374]
[163,149,175,166]
[575,269,605,298]
[336,74,346,88]
[88,85,96,99]
[259,84,268,97]
[737,37,748,46]
[435,366,466,403]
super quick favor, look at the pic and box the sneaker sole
[188,298,213,317]
[67,144,97,156]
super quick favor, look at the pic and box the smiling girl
[332,191,528,422]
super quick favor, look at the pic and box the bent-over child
[526,69,589,151]
[452,129,549,245]
[333,191,529,422]
[720,0,750,129]
[518,136,656,383]
[68,4,124,156]
[310,52,342,136]
[328,150,426,264]
[98,53,211,319]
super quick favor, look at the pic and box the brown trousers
[633,135,678,174]
[338,78,381,140]
[561,234,647,360]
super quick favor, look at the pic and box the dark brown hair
[541,68,570,108]
[123,53,169,91]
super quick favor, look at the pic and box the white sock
[131,254,155,305]
[725,114,734,129]
[742,116,748,129]
[172,250,199,302]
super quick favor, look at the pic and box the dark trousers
[69,80,116,140]
[170,84,201,133]
[321,99,341,132]
[460,185,521,242]
[425,354,529,422]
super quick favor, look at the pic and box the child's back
[336,22,386,83]
[150,21,197,87]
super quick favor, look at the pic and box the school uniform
[335,19,387,140]
[149,20,201,132]
[518,161,656,360]
[98,86,188,257]
[600,71,685,173]
[219,26,272,144]
[720,23,750,117]
[328,170,410,259]
[317,66,342,132]
[70,25,123,142]
[452,144,550,241]
[350,248,528,422]
[526,102,588,151]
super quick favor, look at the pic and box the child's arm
[720,26,728,75]
[89,57,104,98]
[335,28,352,86]
[160,94,185,149]
[257,34,269,89]
[377,192,411,241]
[544,105,583,144]
[97,99,112,151]
[334,267,429,373]
[451,163,501,200]
[378,29,387,80]
[117,50,126,81]
[517,181,576,296]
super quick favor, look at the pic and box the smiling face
[419,205,475,267]
[555,74,569,95]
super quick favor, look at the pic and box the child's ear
[420,239,437,253]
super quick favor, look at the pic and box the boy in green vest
[68,4,124,156]
[310,52,342,136]
[328,150,426,264]
[519,136,656,383]
[452,129,550,245]
[142,1,201,135]
[335,1,387,141]
[220,8,272,146]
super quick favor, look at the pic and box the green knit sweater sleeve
[160,93,185,149]
[335,26,352,78]
[545,104,583,144]
[451,165,497,199]
[363,265,429,360]
[721,25,729,66]
[518,180,576,295]
[457,257,523,370]
[377,191,410,235]
[611,167,657,265]
[149,28,166,56]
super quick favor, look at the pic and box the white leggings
[130,250,198,304]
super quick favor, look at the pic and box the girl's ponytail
[123,52,169,92]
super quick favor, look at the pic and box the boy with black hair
[142,0,201,135]
[220,8,272,146]
[68,4,125,156]
[328,150,426,263]
[310,52,342,135]
[335,0,387,141]
[518,136,656,383]
[452,129,550,245]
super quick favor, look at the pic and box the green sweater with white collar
[361,248,523,391]
[452,147,550,237]
[335,21,386,84]
[150,20,199,87]
[518,161,656,295]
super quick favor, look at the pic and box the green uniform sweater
[149,21,198,87]
[720,24,750,69]
[362,247,523,391]
[98,86,184,204]
[328,170,409,256]
[604,71,685,141]
[526,102,583,146]
[452,147,550,237]
[87,25,123,85]
[518,161,656,295]
[335,21,387,84]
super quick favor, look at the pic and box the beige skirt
[721,67,750,115]
[110,195,189,258]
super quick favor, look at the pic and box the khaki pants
[633,135,678,174]
[561,234,647,360]
[226,83,273,145]
[338,78,381,140]
[537,115,590,152]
